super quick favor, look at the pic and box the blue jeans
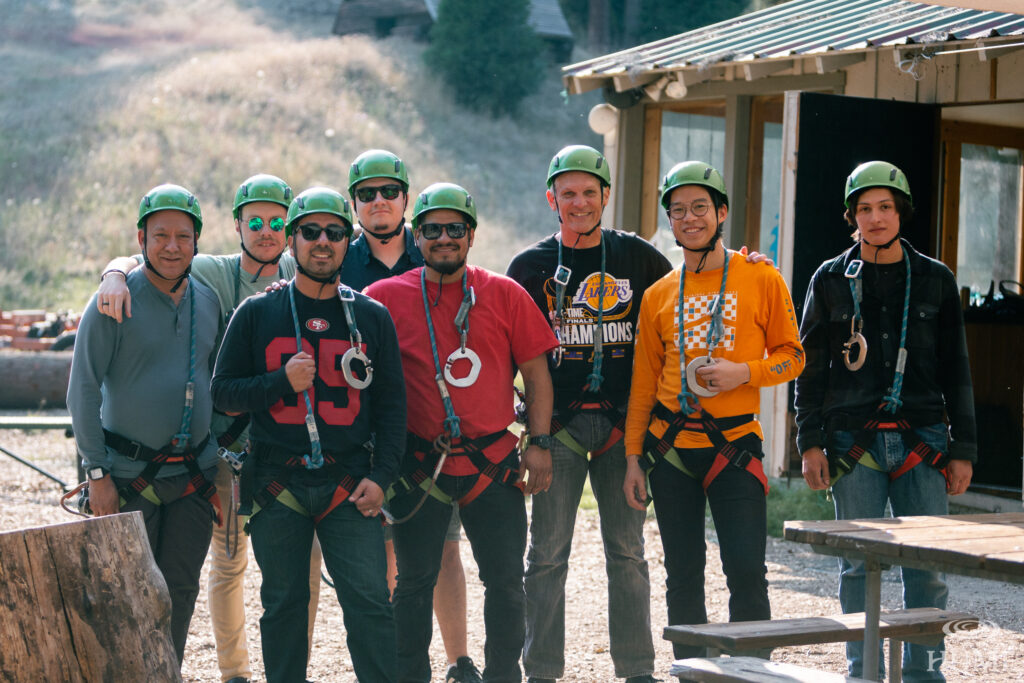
[647,435,770,660]
[249,475,395,683]
[525,412,654,679]
[829,424,950,682]
[391,458,527,683]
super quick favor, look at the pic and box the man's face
[415,208,474,275]
[853,187,900,247]
[288,211,351,278]
[237,201,288,262]
[667,185,728,251]
[138,209,196,280]
[546,171,609,236]
[353,178,407,234]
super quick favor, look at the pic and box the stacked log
[0,350,73,409]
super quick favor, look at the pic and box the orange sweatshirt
[625,252,804,453]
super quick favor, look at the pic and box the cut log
[0,512,180,682]
[0,349,73,409]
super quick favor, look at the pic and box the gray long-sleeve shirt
[67,269,221,478]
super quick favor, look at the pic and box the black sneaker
[625,677,660,683]
[446,656,483,683]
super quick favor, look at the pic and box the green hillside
[0,0,600,310]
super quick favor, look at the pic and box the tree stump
[0,512,180,682]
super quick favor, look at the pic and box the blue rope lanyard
[848,248,912,413]
[556,232,607,392]
[288,283,323,469]
[676,250,730,412]
[420,269,473,440]
[171,281,196,452]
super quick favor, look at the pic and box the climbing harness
[64,282,223,523]
[548,234,625,459]
[383,270,480,525]
[640,250,768,494]
[829,247,950,486]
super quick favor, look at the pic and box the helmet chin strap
[862,231,901,255]
[554,197,602,238]
[362,221,404,245]
[240,241,284,283]
[676,216,723,273]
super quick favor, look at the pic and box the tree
[425,0,545,117]
[634,0,752,44]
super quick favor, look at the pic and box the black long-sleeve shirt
[211,283,406,490]
[794,239,977,463]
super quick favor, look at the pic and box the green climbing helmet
[412,182,477,230]
[232,174,293,218]
[547,145,611,188]
[660,161,729,209]
[137,183,203,235]
[844,161,912,208]
[348,149,410,198]
[286,187,353,237]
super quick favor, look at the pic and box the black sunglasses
[297,222,352,243]
[419,222,470,240]
[248,216,286,232]
[354,184,403,203]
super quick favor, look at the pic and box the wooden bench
[664,608,977,683]
[670,656,871,682]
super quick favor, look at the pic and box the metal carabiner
[341,345,373,389]
[842,318,868,371]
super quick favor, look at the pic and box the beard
[427,255,466,275]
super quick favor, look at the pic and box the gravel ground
[2,415,1023,681]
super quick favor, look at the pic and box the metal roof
[563,0,1024,93]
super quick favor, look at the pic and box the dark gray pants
[116,469,215,664]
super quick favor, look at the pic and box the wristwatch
[531,434,552,450]
[87,466,108,481]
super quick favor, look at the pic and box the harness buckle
[125,441,143,461]
[845,260,864,279]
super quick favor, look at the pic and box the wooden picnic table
[784,512,1024,681]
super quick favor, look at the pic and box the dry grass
[0,0,601,310]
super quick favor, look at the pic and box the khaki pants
[208,458,322,681]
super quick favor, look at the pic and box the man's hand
[349,478,385,517]
[801,447,831,490]
[264,278,290,294]
[88,475,120,516]
[96,274,132,322]
[738,245,775,267]
[623,455,649,511]
[695,358,750,393]
[518,444,552,495]
[285,351,316,392]
[946,459,973,496]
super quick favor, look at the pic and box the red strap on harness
[702,444,769,496]
[888,441,949,483]
[312,476,358,525]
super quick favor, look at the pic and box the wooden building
[562,0,1024,503]
[332,0,574,61]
